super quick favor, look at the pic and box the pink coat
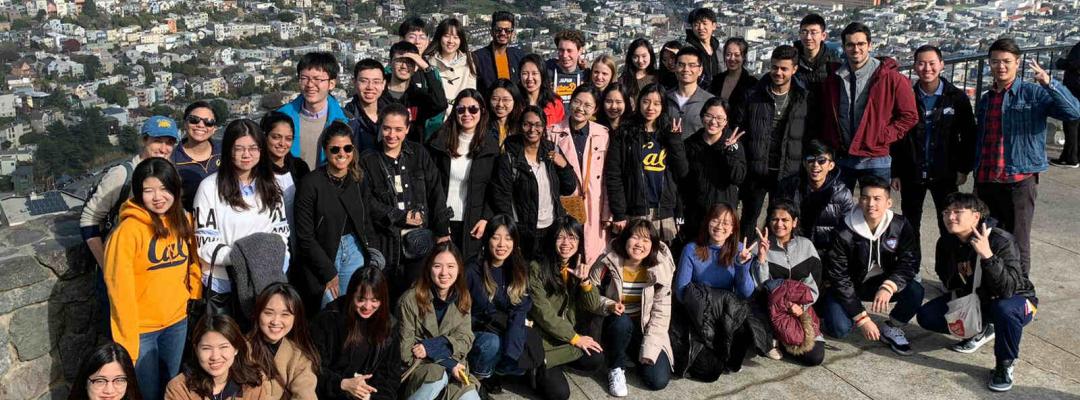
[548,121,611,265]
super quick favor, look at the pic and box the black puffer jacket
[934,218,1036,301]
[429,130,500,260]
[891,78,976,183]
[736,76,810,182]
[825,211,920,318]
[777,170,855,250]
[605,122,690,221]
[685,30,724,89]
[681,128,746,227]
[670,282,771,380]
[491,135,577,237]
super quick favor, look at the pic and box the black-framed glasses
[185,115,217,127]
[456,105,481,115]
[329,145,354,155]
[804,156,832,165]
[88,376,128,391]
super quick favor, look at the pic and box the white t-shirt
[530,158,554,229]
[447,133,475,222]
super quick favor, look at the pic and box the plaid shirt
[976,81,1032,183]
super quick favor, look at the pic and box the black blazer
[291,167,375,314]
[428,129,501,260]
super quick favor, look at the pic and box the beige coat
[267,338,317,400]
[164,373,272,400]
[589,241,675,369]
[548,120,612,265]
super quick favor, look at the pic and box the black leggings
[536,352,604,400]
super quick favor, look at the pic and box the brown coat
[268,338,317,400]
[164,373,272,400]
[589,241,675,369]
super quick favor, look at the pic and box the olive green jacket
[526,261,604,367]
[397,287,478,400]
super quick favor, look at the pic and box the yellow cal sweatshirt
[104,199,201,364]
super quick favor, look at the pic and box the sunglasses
[185,115,217,127]
[455,105,482,115]
[328,145,354,155]
[804,156,832,165]
[493,27,513,34]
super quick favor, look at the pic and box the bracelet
[878,285,895,295]
[854,314,869,325]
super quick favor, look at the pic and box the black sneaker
[952,323,995,353]
[988,359,1015,392]
[483,375,503,395]
[1050,158,1080,168]
[476,382,494,400]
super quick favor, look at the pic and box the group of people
[73,8,1080,400]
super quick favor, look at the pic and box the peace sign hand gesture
[755,227,770,264]
[724,127,745,148]
[1029,59,1051,86]
[970,223,994,259]
[671,118,683,135]
[737,237,753,264]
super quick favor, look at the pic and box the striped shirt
[621,266,649,317]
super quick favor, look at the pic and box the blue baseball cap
[141,116,180,141]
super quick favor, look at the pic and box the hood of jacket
[119,199,156,226]
[844,208,895,275]
[598,241,676,287]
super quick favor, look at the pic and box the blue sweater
[675,242,755,302]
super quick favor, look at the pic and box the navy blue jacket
[472,44,526,93]
[465,258,532,361]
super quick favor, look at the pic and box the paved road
[493,145,1080,400]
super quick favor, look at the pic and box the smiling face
[380,113,408,152]
[266,122,293,163]
[520,62,542,94]
[87,361,127,400]
[298,67,335,107]
[184,107,216,143]
[391,52,417,82]
[491,20,513,46]
[702,105,727,135]
[353,287,382,319]
[455,96,482,132]
[140,176,174,216]
[490,87,515,120]
[521,111,544,145]
[325,135,354,175]
[805,153,835,184]
[768,209,797,242]
[723,42,744,71]
[603,91,626,121]
[231,135,260,175]
[403,30,429,54]
[196,331,237,380]
[440,27,461,54]
[354,68,385,105]
[258,294,294,344]
[639,92,663,125]
[915,50,943,85]
[569,91,596,125]
[591,62,613,89]
[488,226,514,264]
[990,51,1019,85]
[843,32,871,69]
[555,228,581,262]
[707,210,735,245]
[430,250,459,291]
[799,23,826,53]
[943,207,980,237]
[675,53,702,85]
[556,39,581,71]
[625,227,653,263]
[632,46,652,72]
[859,186,893,222]
[692,19,716,42]
[769,58,796,88]
[143,136,177,158]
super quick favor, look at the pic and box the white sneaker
[880,323,913,356]
[608,367,628,397]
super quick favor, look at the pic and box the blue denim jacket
[975,79,1080,175]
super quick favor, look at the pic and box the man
[818,22,918,190]
[778,140,855,250]
[383,41,448,144]
[915,193,1037,392]
[277,51,350,167]
[890,45,976,239]
[736,45,810,239]
[821,176,924,356]
[684,8,722,89]
[397,16,431,54]
[473,11,526,92]
[973,38,1080,276]
[546,29,589,114]
[344,58,390,153]
[1051,40,1080,167]
[664,46,714,137]
[793,14,841,91]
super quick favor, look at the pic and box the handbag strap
[203,245,224,301]
[973,256,983,291]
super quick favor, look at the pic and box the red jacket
[818,57,918,158]
[768,280,821,347]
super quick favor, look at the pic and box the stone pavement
[494,154,1080,400]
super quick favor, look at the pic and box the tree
[209,99,230,121]
[148,104,176,119]
[117,125,139,153]
[83,0,99,17]
[73,54,101,80]
[237,76,257,97]
[11,18,31,30]
[97,84,129,106]
[277,11,297,23]
[43,88,71,108]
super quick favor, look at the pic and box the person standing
[683,8,722,89]
[344,59,390,153]
[664,47,714,138]
[1051,40,1080,168]
[709,38,757,117]
[473,11,526,92]
[545,30,590,114]
[384,41,449,144]
[680,98,746,240]
[426,18,478,135]
[173,102,222,211]
[519,54,566,127]
[617,39,657,102]
[793,14,841,96]
[277,52,351,168]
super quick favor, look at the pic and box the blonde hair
[592,54,617,77]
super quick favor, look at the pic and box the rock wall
[0,213,106,400]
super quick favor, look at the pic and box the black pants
[535,351,603,400]
[975,176,1037,276]
[739,171,779,241]
[782,340,825,366]
[522,226,552,261]
[1059,119,1079,164]
[449,221,465,252]
[899,177,958,239]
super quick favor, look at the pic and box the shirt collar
[917,80,944,97]
[240,180,256,196]
[300,102,329,119]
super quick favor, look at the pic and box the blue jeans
[407,372,481,400]
[917,294,1035,361]
[136,318,188,400]
[819,279,925,339]
[467,331,526,379]
[839,166,891,191]
[601,314,671,390]
[323,233,365,308]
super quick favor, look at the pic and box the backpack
[85,161,134,237]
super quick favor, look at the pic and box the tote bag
[945,259,983,339]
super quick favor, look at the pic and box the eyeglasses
[675,62,701,70]
[232,145,260,155]
[455,105,482,115]
[329,145,354,155]
[299,75,332,85]
[492,27,513,34]
[941,209,973,218]
[357,78,385,87]
[185,115,216,127]
[556,234,580,243]
[521,121,544,130]
[702,114,727,123]
[804,156,832,165]
[88,377,128,391]
[570,99,595,111]
[709,219,734,228]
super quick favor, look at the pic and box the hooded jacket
[605,122,690,221]
[104,200,200,364]
[933,219,1036,301]
[431,51,478,114]
[793,40,842,90]
[397,287,478,400]
[817,57,918,158]
[736,75,810,181]
[681,128,747,223]
[589,242,676,368]
[825,209,920,318]
[381,68,449,144]
[491,135,577,237]
[891,78,976,183]
[684,30,723,89]
[778,170,856,250]
[527,260,604,367]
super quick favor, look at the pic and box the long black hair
[596,82,632,130]
[216,119,282,211]
[537,216,586,297]
[618,38,657,99]
[68,342,143,400]
[424,17,477,76]
[343,267,392,349]
[626,83,672,135]
[131,157,193,241]
[487,78,524,130]
[517,54,558,110]
[183,315,265,398]
[437,88,491,158]
[319,120,363,181]
[477,214,529,305]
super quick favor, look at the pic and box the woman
[492,106,577,256]
[548,84,611,265]
[517,54,564,127]
[247,283,320,399]
[426,18,477,120]
[681,97,746,239]
[675,203,755,303]
[293,121,379,313]
[69,342,143,400]
[463,215,533,396]
[617,39,657,101]
[589,219,675,395]
[589,55,617,92]
[103,157,198,400]
[173,101,222,211]
[359,104,450,304]
[429,89,500,261]
[312,267,401,400]
[398,243,481,400]
[597,83,631,132]
[193,119,290,325]
[708,38,756,116]
[527,217,604,400]
[260,111,311,229]
[752,200,825,366]
[165,315,271,399]
[605,83,689,243]
[486,79,523,146]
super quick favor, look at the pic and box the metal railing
[900,44,1074,100]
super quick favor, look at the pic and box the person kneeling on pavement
[820,176,924,355]
[916,192,1037,392]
